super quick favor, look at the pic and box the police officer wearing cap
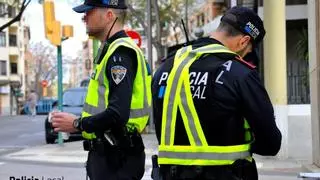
[152,6,282,180]
[51,0,152,179]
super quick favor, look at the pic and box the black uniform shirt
[152,38,282,156]
[81,30,137,133]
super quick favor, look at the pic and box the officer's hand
[51,112,78,133]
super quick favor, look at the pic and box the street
[0,115,311,180]
[0,115,46,148]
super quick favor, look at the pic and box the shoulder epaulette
[235,56,256,69]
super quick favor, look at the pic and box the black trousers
[86,150,145,180]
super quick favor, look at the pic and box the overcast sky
[24,0,87,58]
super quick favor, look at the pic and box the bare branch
[0,0,31,32]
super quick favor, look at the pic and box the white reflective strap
[175,45,190,60]
[192,44,236,55]
[130,106,151,118]
[159,150,250,160]
[83,58,107,115]
[164,49,198,145]
[83,102,105,115]
[180,86,202,146]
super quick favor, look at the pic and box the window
[0,60,7,76]
[9,34,17,46]
[0,32,6,47]
[0,3,6,17]
[258,0,307,6]
[8,6,16,18]
[10,62,17,74]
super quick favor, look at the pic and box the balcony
[0,75,9,86]
[9,73,20,84]
[8,46,19,55]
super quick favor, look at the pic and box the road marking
[256,162,263,168]
[18,131,45,138]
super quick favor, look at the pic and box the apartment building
[0,3,28,115]
[69,39,93,88]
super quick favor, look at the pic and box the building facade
[69,39,93,88]
[0,2,28,115]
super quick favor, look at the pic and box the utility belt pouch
[232,159,258,180]
[83,139,106,156]
[126,130,144,154]
[83,140,92,151]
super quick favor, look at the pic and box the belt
[83,139,107,152]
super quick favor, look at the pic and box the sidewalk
[2,134,318,180]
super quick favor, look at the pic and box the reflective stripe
[165,47,196,145]
[83,102,105,115]
[130,107,151,118]
[180,86,202,146]
[192,44,236,55]
[159,151,250,160]
[131,42,150,118]
[83,54,108,115]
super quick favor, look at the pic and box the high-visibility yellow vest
[158,44,252,166]
[81,37,152,140]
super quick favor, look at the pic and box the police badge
[111,65,127,84]
[109,0,118,6]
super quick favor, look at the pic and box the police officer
[152,6,282,180]
[52,0,152,179]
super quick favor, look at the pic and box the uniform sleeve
[152,67,163,143]
[238,71,282,156]
[81,46,137,133]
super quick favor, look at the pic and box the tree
[28,42,73,97]
[127,0,194,65]
[0,0,31,31]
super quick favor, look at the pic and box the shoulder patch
[235,56,256,69]
[111,65,127,84]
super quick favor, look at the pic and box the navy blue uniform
[83,31,145,180]
[152,37,282,179]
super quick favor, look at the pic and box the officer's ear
[238,35,251,50]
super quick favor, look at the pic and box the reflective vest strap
[82,54,108,116]
[158,144,251,165]
[83,102,105,115]
[244,119,253,142]
[192,44,237,55]
[158,151,250,161]
[158,159,235,166]
[159,144,250,152]
[130,106,151,118]
[174,45,191,62]
[162,46,196,146]
[179,82,206,146]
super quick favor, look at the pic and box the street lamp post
[147,0,154,132]
[43,0,73,145]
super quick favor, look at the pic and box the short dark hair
[113,9,127,25]
[216,21,244,37]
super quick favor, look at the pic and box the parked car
[20,98,56,115]
[45,87,87,144]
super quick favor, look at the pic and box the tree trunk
[152,0,164,60]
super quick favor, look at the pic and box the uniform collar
[106,30,128,45]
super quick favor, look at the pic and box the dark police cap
[221,6,266,45]
[73,0,127,13]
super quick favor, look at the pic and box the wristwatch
[73,118,82,131]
